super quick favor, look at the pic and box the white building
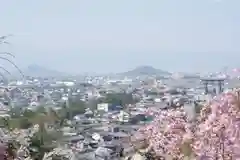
[97,103,109,112]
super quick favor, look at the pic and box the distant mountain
[120,66,171,76]
[19,64,68,78]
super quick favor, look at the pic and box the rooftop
[200,77,226,81]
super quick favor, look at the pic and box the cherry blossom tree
[135,107,195,159]
[134,90,240,159]
[193,91,240,159]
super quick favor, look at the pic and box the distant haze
[1,0,240,74]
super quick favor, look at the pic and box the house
[97,103,109,112]
[118,111,130,123]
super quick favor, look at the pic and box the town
[0,66,238,159]
[1,0,239,159]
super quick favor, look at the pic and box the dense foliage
[193,92,240,159]
[137,107,194,159]
[99,93,138,106]
[135,91,240,159]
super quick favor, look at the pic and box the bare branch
[0,34,12,40]
[0,36,8,40]
[0,35,23,79]
[0,67,11,75]
[0,35,12,45]
[0,52,15,58]
[0,41,11,45]
[0,57,24,78]
[2,41,10,45]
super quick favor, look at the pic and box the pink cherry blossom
[134,90,240,159]
[193,91,240,159]
[136,107,194,159]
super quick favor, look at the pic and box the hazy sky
[0,0,240,73]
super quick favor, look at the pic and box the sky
[0,0,240,74]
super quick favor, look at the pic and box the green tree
[29,113,59,159]
[9,107,22,118]
[22,109,36,118]
[29,133,54,160]
[60,99,86,120]
[58,102,68,126]
[86,99,98,110]
[27,109,63,159]
[19,117,32,129]
[102,93,137,106]
[35,106,47,114]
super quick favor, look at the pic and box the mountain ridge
[11,65,171,78]
[120,65,171,76]
[17,64,68,78]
